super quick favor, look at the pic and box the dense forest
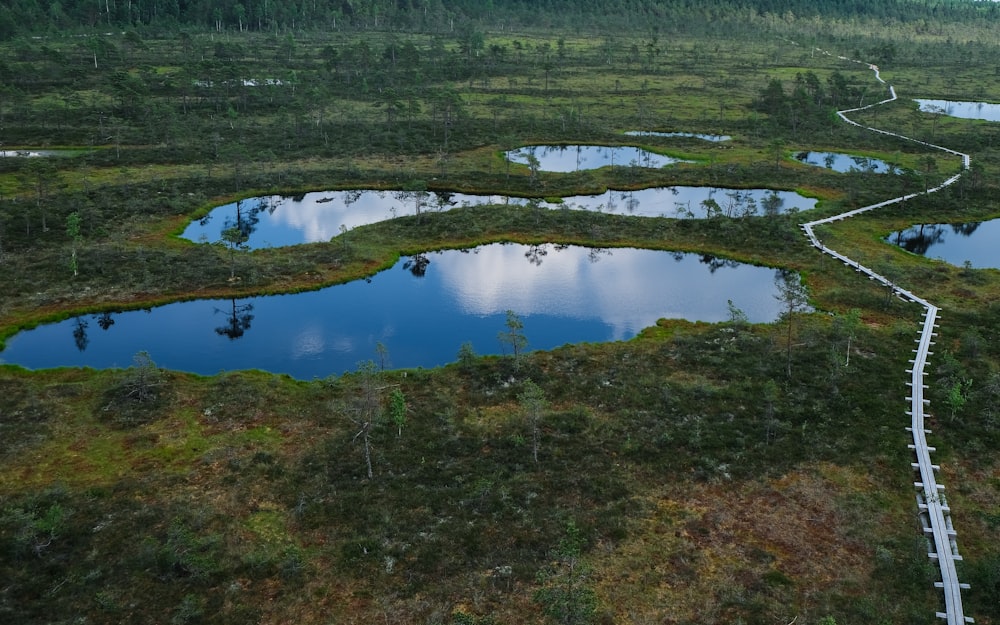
[3,0,1000,624]
[2,0,1000,37]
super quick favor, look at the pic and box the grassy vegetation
[2,15,1000,625]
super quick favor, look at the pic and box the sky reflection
[793,151,896,173]
[1,244,791,379]
[505,145,688,172]
[182,188,817,250]
[623,130,731,141]
[916,99,1000,122]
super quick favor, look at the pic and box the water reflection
[403,253,431,277]
[916,99,1000,122]
[561,187,810,219]
[72,318,89,352]
[0,149,64,157]
[794,151,896,174]
[505,145,688,172]
[886,219,1000,268]
[215,299,255,340]
[183,187,817,250]
[184,190,518,248]
[624,131,731,142]
[1,244,793,379]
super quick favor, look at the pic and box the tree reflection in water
[215,299,254,340]
[403,254,431,276]
[73,317,89,352]
[96,311,115,330]
[525,245,548,266]
[892,224,947,255]
[699,255,741,273]
[951,222,981,237]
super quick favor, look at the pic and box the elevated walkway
[802,50,972,625]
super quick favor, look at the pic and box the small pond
[556,187,814,219]
[916,99,1000,122]
[885,218,1000,269]
[505,145,688,172]
[793,151,896,173]
[0,149,65,157]
[183,187,817,250]
[624,131,731,142]
[194,79,285,87]
[0,244,794,379]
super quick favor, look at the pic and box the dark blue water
[182,188,817,250]
[0,244,792,379]
[885,219,1000,269]
[505,145,688,172]
[794,151,896,173]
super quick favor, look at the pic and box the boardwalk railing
[802,51,973,625]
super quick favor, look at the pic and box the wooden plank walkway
[802,50,973,625]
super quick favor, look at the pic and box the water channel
[1,244,792,379]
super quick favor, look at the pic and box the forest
[2,1,1000,624]
[2,0,1000,37]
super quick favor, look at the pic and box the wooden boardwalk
[802,51,973,625]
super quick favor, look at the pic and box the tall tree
[349,360,383,479]
[519,379,546,464]
[774,270,809,379]
[65,211,81,277]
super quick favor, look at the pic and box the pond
[182,191,522,248]
[505,145,689,172]
[624,131,731,142]
[793,151,896,173]
[555,187,814,219]
[0,244,795,379]
[0,149,65,157]
[885,219,1000,269]
[182,188,817,250]
[916,99,1000,122]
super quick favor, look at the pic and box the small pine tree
[535,520,597,625]
[498,310,528,368]
[388,388,406,438]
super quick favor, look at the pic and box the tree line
[3,0,1000,39]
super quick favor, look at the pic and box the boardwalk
[802,51,972,625]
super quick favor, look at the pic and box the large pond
[182,188,817,249]
[793,151,896,173]
[0,244,794,379]
[885,219,1000,268]
[505,145,688,172]
[916,99,1000,122]
[623,131,731,142]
